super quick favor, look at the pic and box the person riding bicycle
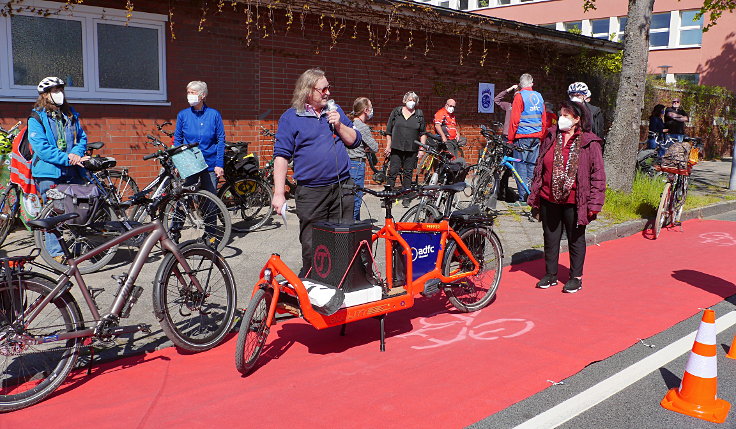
[173,80,225,246]
[29,77,90,263]
[434,99,465,159]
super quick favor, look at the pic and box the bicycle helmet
[567,82,589,96]
[37,77,65,94]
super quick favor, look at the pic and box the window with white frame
[0,1,167,104]
[591,18,610,39]
[564,21,582,33]
[679,10,704,47]
[649,12,671,48]
[616,16,628,43]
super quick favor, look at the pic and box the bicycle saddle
[450,205,482,220]
[27,213,80,230]
[424,182,467,193]
[87,141,105,150]
[83,156,117,172]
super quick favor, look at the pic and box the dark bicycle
[0,216,237,412]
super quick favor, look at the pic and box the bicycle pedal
[139,324,152,334]
[421,279,441,297]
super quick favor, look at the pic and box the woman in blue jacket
[29,77,89,261]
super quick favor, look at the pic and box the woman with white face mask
[29,77,90,262]
[527,100,606,294]
[384,91,427,207]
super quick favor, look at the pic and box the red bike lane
[4,219,735,428]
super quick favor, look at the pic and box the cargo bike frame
[236,182,503,374]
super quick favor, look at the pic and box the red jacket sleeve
[507,92,524,143]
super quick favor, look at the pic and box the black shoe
[535,274,558,289]
[563,277,582,293]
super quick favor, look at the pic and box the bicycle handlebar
[143,142,199,160]
[358,182,466,200]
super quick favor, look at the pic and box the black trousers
[295,180,354,276]
[540,198,587,278]
[387,149,418,191]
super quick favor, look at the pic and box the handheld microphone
[327,99,337,134]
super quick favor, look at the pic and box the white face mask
[446,106,455,114]
[366,109,374,120]
[187,93,200,106]
[558,116,575,132]
[405,101,416,110]
[50,91,64,106]
[570,96,584,103]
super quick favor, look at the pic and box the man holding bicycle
[272,68,361,276]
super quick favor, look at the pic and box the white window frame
[0,0,168,105]
[648,11,672,49]
[676,9,704,48]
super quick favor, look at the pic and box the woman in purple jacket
[527,100,606,294]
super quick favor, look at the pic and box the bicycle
[653,136,703,239]
[259,126,297,200]
[235,182,503,374]
[637,131,675,177]
[84,141,140,207]
[400,141,470,222]
[218,140,274,233]
[0,215,237,411]
[0,121,26,246]
[33,138,232,273]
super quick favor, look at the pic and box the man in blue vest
[507,73,545,206]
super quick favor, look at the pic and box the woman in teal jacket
[29,77,89,260]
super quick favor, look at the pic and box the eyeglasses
[313,85,331,95]
[672,100,681,103]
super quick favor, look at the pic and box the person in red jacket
[527,100,605,294]
[507,73,545,206]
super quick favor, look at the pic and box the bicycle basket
[171,146,208,179]
[658,140,692,175]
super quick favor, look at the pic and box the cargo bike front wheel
[235,287,272,375]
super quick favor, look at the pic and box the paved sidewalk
[0,160,734,359]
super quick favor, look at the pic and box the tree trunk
[604,0,655,192]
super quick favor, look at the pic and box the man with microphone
[272,68,361,276]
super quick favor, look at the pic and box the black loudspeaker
[309,221,374,291]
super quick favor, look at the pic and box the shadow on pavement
[659,367,681,390]
[670,270,736,298]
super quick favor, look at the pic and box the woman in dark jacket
[527,100,606,293]
[646,104,667,150]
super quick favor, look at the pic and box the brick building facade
[0,0,618,184]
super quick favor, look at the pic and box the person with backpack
[384,91,427,207]
[29,77,90,262]
[347,97,379,220]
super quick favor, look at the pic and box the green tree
[584,0,732,192]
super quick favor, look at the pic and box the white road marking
[513,311,736,429]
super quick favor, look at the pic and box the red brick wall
[0,0,573,185]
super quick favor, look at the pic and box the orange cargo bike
[235,182,503,374]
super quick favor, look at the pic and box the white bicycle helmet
[567,81,589,96]
[37,77,65,94]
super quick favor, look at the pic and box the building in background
[420,0,736,92]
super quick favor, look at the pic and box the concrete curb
[507,199,736,267]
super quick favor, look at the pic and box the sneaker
[535,274,558,289]
[563,277,582,293]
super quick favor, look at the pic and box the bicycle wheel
[218,178,273,233]
[471,169,497,210]
[672,176,689,224]
[105,170,139,203]
[654,182,672,239]
[152,242,237,352]
[0,184,20,247]
[161,190,232,252]
[33,202,120,274]
[235,287,272,375]
[399,201,442,222]
[442,227,502,312]
[0,273,83,412]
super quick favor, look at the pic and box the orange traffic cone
[661,309,731,423]
[727,334,736,360]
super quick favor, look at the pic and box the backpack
[9,111,42,195]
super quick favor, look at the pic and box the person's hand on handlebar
[68,153,90,166]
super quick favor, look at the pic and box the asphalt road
[471,212,736,429]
